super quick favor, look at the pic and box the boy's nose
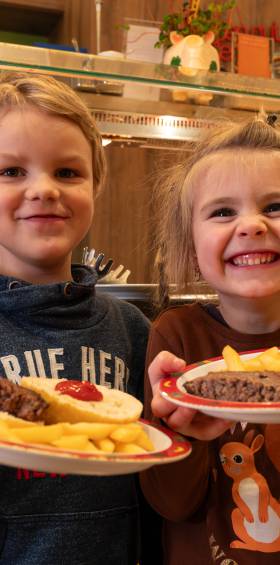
[237,216,268,238]
[25,176,60,200]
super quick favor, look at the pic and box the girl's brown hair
[0,71,106,195]
[154,114,280,307]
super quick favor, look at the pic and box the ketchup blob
[55,380,103,401]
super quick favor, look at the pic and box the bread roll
[21,377,143,424]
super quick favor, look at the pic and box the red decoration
[215,22,279,64]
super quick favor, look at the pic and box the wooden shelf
[0,0,64,11]
[0,0,64,35]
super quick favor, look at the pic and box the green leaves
[171,56,182,67]
[209,60,218,71]
[155,0,237,49]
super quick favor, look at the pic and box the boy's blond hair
[154,115,280,306]
[0,71,106,195]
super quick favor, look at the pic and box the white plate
[0,420,191,476]
[159,351,280,423]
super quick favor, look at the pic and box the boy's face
[0,106,94,282]
[192,149,280,303]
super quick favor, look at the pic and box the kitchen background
[0,0,279,285]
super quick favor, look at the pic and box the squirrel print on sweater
[219,430,280,552]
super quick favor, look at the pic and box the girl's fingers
[186,418,232,440]
[148,351,186,395]
[164,407,198,432]
[148,351,232,440]
[165,409,232,440]
[151,392,181,419]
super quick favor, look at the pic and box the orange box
[236,33,272,78]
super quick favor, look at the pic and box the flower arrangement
[155,0,236,50]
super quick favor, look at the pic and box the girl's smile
[225,251,279,267]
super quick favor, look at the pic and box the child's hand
[149,351,231,441]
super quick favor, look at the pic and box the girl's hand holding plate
[149,351,231,440]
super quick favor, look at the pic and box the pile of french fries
[0,416,155,455]
[222,345,280,371]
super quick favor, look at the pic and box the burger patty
[0,378,48,421]
[183,371,280,402]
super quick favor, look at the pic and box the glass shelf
[0,42,280,103]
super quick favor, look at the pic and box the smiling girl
[141,114,280,564]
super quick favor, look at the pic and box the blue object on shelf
[33,42,88,53]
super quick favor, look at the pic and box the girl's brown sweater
[141,303,280,565]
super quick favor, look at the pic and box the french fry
[13,424,64,444]
[110,424,142,443]
[95,438,115,453]
[114,442,147,454]
[0,422,22,443]
[0,413,38,428]
[242,358,264,371]
[257,346,280,359]
[222,345,280,372]
[222,345,245,371]
[0,412,155,454]
[254,348,280,371]
[62,422,118,441]
[135,430,154,452]
[82,441,101,453]
[52,434,90,450]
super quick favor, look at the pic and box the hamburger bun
[21,377,143,424]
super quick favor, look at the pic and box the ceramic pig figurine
[163,31,220,103]
[163,31,220,75]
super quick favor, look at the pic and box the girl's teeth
[232,253,276,266]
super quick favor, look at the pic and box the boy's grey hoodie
[0,265,150,565]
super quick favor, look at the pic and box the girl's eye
[55,168,77,179]
[264,202,280,214]
[209,207,235,218]
[0,167,24,177]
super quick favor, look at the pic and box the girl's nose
[236,216,268,238]
[25,175,60,201]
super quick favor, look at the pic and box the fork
[82,247,131,283]
[82,247,113,278]
[100,263,131,284]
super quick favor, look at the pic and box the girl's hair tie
[266,114,278,127]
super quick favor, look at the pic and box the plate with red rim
[0,419,191,476]
[159,350,280,424]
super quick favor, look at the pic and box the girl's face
[0,106,94,283]
[192,150,280,304]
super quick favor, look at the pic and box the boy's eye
[0,167,24,177]
[264,202,280,214]
[209,207,235,218]
[55,168,77,178]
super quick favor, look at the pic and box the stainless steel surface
[91,109,215,145]
[96,283,218,303]
[80,92,254,148]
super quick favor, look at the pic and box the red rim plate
[0,418,191,462]
[160,349,280,411]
